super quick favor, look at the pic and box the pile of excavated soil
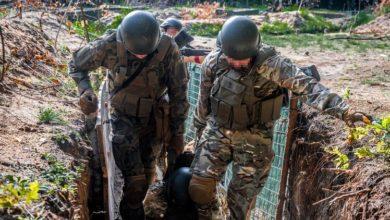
[286,105,389,219]
[353,14,390,36]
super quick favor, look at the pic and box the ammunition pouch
[111,93,154,118]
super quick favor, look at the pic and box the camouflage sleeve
[68,31,117,95]
[166,45,189,137]
[258,54,349,119]
[193,51,217,130]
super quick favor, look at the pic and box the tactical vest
[109,34,171,118]
[210,46,285,130]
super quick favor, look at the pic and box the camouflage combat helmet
[220,16,261,60]
[118,11,161,55]
[160,17,183,31]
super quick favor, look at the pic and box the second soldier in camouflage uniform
[69,11,188,219]
[188,16,369,220]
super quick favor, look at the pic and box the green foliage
[300,9,340,33]
[342,87,351,100]
[188,23,223,37]
[260,21,294,35]
[282,4,300,12]
[41,153,81,192]
[355,146,375,159]
[38,108,66,125]
[346,11,375,29]
[379,6,390,15]
[0,176,40,208]
[73,20,107,41]
[107,8,134,30]
[53,132,69,145]
[325,147,350,170]
[350,115,390,159]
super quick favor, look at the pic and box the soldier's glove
[342,109,372,127]
[79,89,98,115]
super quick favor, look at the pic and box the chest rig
[109,33,171,118]
[210,46,285,130]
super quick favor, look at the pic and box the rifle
[180,48,211,57]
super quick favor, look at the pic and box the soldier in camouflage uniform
[69,11,188,219]
[189,16,369,220]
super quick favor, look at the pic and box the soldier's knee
[123,175,148,209]
[188,174,216,205]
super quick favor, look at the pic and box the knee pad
[123,175,148,209]
[188,174,216,205]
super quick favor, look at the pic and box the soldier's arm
[258,54,349,119]
[166,46,189,137]
[193,52,216,131]
[68,31,116,95]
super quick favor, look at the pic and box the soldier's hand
[342,109,372,127]
[79,89,98,115]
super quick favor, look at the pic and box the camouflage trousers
[191,120,275,220]
[110,111,161,219]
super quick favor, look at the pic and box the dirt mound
[0,14,91,219]
[353,14,390,36]
[286,105,389,219]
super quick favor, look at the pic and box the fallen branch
[0,25,6,81]
[329,188,371,205]
[321,168,354,175]
[8,76,34,89]
[54,0,76,51]
[330,35,390,41]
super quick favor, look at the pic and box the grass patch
[299,9,340,33]
[188,23,223,37]
[260,21,294,35]
[38,107,66,125]
[53,132,70,145]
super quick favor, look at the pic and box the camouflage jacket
[194,45,349,130]
[69,30,189,136]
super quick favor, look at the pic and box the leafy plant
[41,154,80,193]
[38,107,66,125]
[326,147,350,170]
[188,23,222,37]
[342,87,351,99]
[260,21,294,35]
[0,176,40,208]
[53,132,69,145]
[350,116,390,159]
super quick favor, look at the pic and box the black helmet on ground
[167,167,193,208]
[220,16,260,60]
[118,10,160,55]
[160,17,183,31]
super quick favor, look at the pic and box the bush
[300,9,340,33]
[346,11,375,29]
[260,21,294,35]
[188,23,223,37]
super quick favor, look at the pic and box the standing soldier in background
[189,16,370,219]
[68,11,188,219]
[157,17,209,179]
